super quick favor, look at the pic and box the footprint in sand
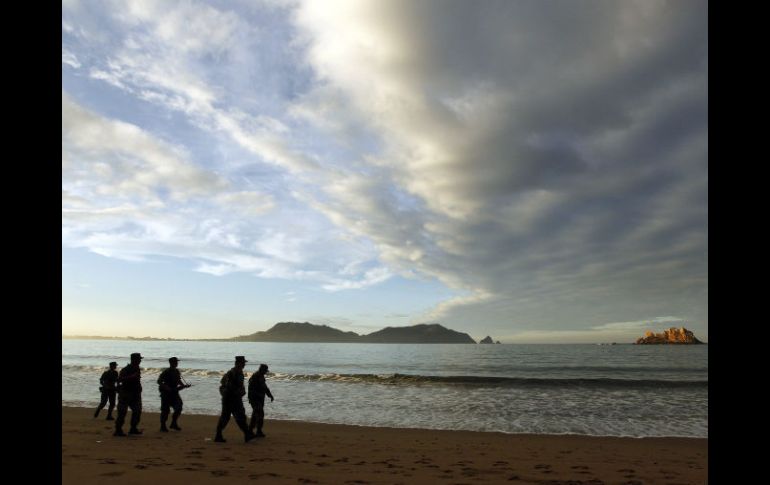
[210,470,228,477]
[298,479,318,484]
[99,471,125,477]
[571,465,590,470]
[248,473,280,479]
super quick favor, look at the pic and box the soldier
[114,352,144,437]
[248,363,274,437]
[214,356,256,443]
[157,357,191,432]
[94,361,118,420]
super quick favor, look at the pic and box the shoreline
[63,405,707,484]
[63,401,705,440]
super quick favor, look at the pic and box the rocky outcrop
[479,336,502,344]
[635,327,703,344]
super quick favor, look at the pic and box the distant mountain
[231,322,476,344]
[232,321,360,343]
[360,323,476,344]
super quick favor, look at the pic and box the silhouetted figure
[157,356,191,432]
[114,352,143,437]
[94,361,118,420]
[248,363,274,437]
[214,356,256,443]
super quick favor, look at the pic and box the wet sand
[62,406,707,484]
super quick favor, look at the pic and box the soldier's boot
[160,423,168,432]
[94,407,100,418]
[170,412,182,430]
[106,412,114,421]
[129,428,143,435]
[214,430,226,443]
[256,416,265,437]
[113,428,127,437]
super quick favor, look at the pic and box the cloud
[62,0,707,336]
[74,0,320,175]
[591,316,685,331]
[322,266,392,291]
[62,92,386,290]
[62,49,81,69]
[289,0,707,332]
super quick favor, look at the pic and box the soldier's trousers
[97,389,116,415]
[216,397,249,434]
[160,392,183,423]
[249,396,265,431]
[115,393,142,430]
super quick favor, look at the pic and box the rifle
[179,376,192,390]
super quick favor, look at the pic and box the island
[232,322,476,344]
[479,336,501,344]
[635,327,704,344]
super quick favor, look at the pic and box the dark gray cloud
[293,0,707,339]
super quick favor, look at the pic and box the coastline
[63,405,707,484]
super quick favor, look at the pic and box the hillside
[361,323,476,343]
[231,322,476,343]
[232,321,360,342]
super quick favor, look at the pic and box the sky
[62,0,708,343]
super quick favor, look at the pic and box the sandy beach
[62,406,706,484]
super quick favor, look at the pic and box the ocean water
[62,340,707,438]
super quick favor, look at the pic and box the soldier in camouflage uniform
[157,356,190,432]
[94,361,118,420]
[114,352,143,437]
[214,356,256,443]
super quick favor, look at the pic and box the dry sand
[62,406,707,484]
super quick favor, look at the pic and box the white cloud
[62,49,81,69]
[591,316,685,331]
[322,266,392,291]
